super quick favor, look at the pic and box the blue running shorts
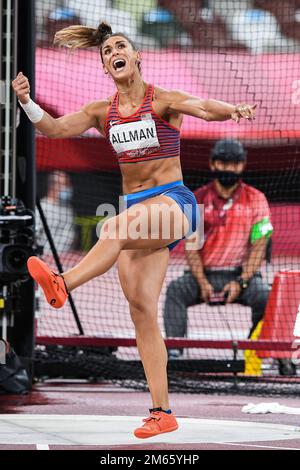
[122,180,200,250]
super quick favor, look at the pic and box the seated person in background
[36,171,75,255]
[164,139,273,358]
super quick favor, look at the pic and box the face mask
[214,170,242,188]
[59,189,73,204]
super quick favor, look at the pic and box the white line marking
[36,444,49,450]
[216,442,300,450]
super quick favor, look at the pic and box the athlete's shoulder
[153,85,185,103]
[153,85,169,98]
[153,86,184,118]
[82,97,115,133]
[82,98,112,117]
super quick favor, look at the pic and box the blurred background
[1,0,300,393]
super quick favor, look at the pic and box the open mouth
[113,58,126,72]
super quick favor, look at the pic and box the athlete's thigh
[117,247,170,307]
[102,194,189,250]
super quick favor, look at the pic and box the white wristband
[18,98,44,123]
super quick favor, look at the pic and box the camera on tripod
[0,196,35,283]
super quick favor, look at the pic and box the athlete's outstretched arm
[163,89,256,123]
[12,72,105,138]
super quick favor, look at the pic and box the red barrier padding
[257,271,300,358]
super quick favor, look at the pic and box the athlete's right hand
[12,72,30,104]
[199,278,214,303]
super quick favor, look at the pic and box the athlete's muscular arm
[22,100,106,138]
[35,105,99,138]
[12,72,108,138]
[45,100,109,138]
[160,89,256,123]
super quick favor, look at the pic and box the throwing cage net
[33,0,300,394]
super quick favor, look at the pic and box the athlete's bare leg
[118,248,170,410]
[62,194,188,292]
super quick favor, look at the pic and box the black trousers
[163,268,270,339]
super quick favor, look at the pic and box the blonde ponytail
[53,21,141,72]
[54,22,113,50]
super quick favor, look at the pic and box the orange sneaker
[134,410,179,439]
[27,256,68,309]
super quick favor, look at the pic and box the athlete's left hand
[222,281,241,303]
[231,103,257,123]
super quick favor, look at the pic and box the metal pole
[11,0,18,198]
[0,0,2,198]
[4,0,12,196]
[12,0,35,367]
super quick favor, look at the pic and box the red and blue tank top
[105,84,180,164]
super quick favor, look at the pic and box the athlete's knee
[130,296,153,314]
[130,301,157,327]
[123,284,149,307]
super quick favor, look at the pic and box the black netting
[32,0,300,393]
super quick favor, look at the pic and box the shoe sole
[134,424,179,439]
[27,257,66,309]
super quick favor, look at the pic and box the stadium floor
[1,383,300,450]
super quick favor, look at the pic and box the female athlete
[12,21,256,439]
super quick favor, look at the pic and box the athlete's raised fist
[12,72,30,104]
